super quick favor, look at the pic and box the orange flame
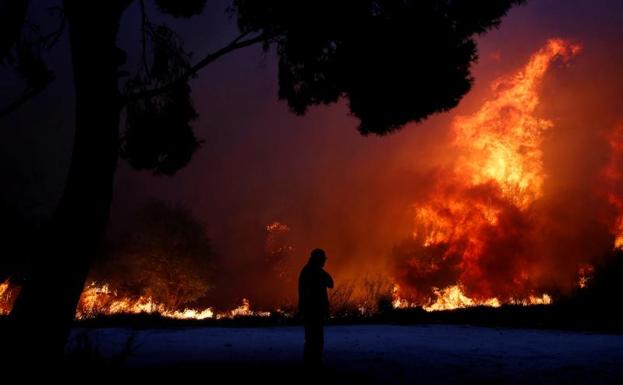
[397,39,581,310]
[76,282,215,320]
[0,280,270,320]
[391,283,551,312]
[453,39,580,208]
[75,282,270,320]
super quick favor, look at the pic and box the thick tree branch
[124,30,277,103]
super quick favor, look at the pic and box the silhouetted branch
[0,5,64,120]
[124,30,277,103]
[230,30,251,45]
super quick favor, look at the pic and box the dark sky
[2,0,623,301]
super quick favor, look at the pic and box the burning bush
[89,201,214,310]
[329,275,394,317]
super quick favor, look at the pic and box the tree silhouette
[234,0,525,134]
[0,0,524,363]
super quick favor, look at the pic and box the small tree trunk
[4,0,130,364]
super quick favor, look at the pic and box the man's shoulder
[299,265,311,279]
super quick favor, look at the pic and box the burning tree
[89,201,213,311]
[263,222,295,280]
[393,40,583,308]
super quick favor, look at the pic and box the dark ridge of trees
[0,0,525,365]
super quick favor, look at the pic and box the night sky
[2,0,623,305]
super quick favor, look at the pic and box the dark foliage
[0,2,59,99]
[154,0,208,18]
[567,248,623,312]
[122,81,201,175]
[0,0,28,62]
[234,0,526,135]
[121,25,201,175]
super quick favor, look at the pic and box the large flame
[394,39,582,310]
[454,39,580,209]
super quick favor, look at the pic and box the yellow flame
[391,284,414,309]
[74,283,272,320]
[454,39,580,208]
[393,283,552,312]
[0,281,264,320]
[216,298,271,319]
[417,39,581,243]
[577,264,595,289]
[405,39,581,307]
[423,285,501,312]
[75,282,217,320]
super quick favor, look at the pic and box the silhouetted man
[298,248,334,368]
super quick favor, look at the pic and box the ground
[68,324,623,384]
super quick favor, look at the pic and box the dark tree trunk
[4,0,130,365]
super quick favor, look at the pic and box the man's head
[308,248,327,268]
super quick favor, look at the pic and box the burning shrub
[329,275,394,317]
[329,281,357,317]
[264,222,295,280]
[89,201,214,310]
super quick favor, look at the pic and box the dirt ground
[67,324,623,384]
